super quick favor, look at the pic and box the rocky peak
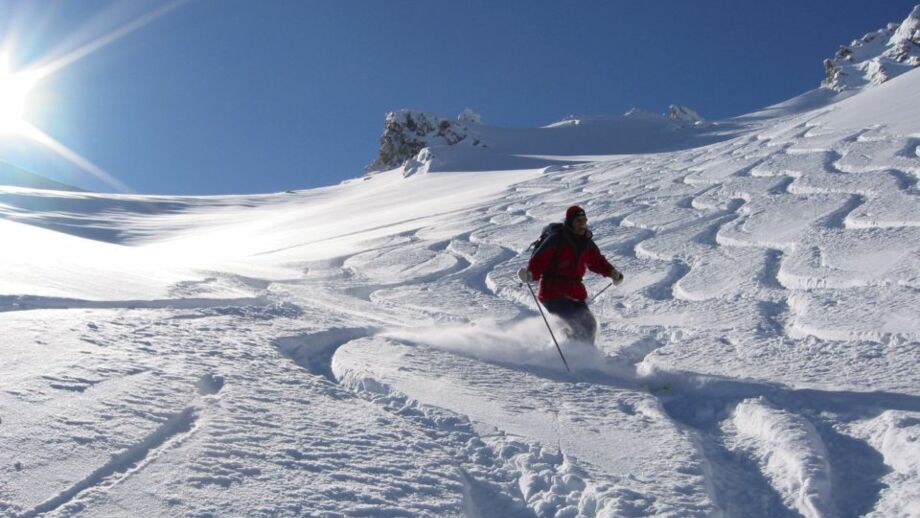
[457,108,481,124]
[822,4,920,91]
[366,109,483,173]
[669,105,707,126]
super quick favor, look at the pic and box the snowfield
[3,39,920,518]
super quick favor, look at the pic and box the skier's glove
[518,268,534,283]
[610,268,624,286]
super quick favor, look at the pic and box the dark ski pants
[541,297,597,344]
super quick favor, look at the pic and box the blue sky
[2,0,918,194]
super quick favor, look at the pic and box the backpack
[528,223,564,257]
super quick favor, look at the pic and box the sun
[0,0,188,191]
[0,64,38,135]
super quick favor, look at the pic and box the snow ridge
[727,398,833,518]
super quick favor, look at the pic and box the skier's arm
[586,244,617,278]
[588,247,624,284]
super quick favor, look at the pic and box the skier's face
[572,216,588,235]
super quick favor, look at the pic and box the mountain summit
[365,110,484,173]
[822,4,920,91]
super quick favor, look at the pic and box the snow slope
[2,31,920,518]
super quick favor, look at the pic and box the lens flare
[0,0,190,191]
[0,56,38,135]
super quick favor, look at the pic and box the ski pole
[589,279,615,304]
[523,282,570,372]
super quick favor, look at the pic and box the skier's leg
[541,298,578,338]
[541,297,573,317]
[569,302,597,345]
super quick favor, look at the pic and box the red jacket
[527,226,615,302]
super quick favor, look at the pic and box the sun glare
[0,55,38,135]
[0,0,188,191]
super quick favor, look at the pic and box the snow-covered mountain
[822,4,920,91]
[366,109,486,174]
[369,105,730,178]
[1,7,919,518]
[668,104,707,126]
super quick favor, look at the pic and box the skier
[518,205,623,345]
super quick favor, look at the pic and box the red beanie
[565,205,586,222]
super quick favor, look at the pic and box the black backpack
[528,223,564,257]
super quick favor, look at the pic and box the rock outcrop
[366,110,483,173]
[457,108,481,124]
[822,4,920,91]
[669,105,706,126]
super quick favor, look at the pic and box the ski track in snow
[2,80,920,516]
